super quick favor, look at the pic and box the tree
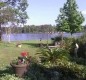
[55,0,84,35]
[0,0,28,41]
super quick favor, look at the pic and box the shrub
[36,46,86,80]
[72,33,86,59]
[77,33,86,44]
[26,63,47,80]
[56,59,86,80]
[37,47,71,67]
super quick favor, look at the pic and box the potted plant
[10,51,31,77]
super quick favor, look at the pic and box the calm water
[2,33,83,42]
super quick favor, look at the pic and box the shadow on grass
[22,42,49,48]
[0,66,14,77]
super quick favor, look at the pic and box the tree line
[2,24,56,34]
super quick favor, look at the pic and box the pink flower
[18,59,22,64]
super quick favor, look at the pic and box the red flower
[21,51,28,57]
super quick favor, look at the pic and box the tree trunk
[0,23,2,41]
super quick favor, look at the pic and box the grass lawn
[0,40,51,69]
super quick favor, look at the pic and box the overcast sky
[26,0,86,25]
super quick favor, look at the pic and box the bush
[77,33,86,44]
[26,63,47,80]
[36,46,86,80]
[43,59,86,80]
[37,47,70,67]
[72,33,86,59]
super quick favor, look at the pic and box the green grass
[0,40,51,79]
[0,40,51,69]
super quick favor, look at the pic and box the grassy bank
[0,40,51,69]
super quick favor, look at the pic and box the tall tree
[55,0,84,35]
[0,0,28,41]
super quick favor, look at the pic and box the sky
[26,0,86,26]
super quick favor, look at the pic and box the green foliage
[26,24,55,33]
[77,33,86,44]
[51,36,62,43]
[72,57,86,65]
[51,36,75,51]
[0,2,16,24]
[37,46,86,79]
[1,25,56,34]
[56,0,84,35]
[36,38,86,79]
[0,74,23,80]
[26,63,47,80]
[62,37,75,51]
[54,59,86,79]
[0,2,5,7]
[0,0,29,41]
[5,0,29,24]
[37,47,70,67]
[16,0,29,24]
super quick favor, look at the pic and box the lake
[2,33,83,42]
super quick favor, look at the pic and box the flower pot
[10,63,28,77]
